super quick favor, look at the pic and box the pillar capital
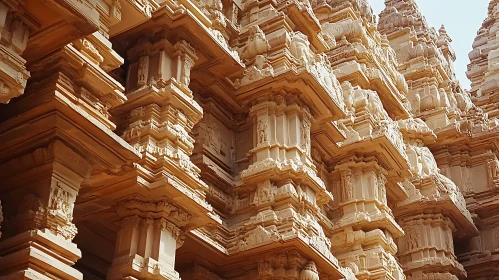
[108,198,192,280]
[0,140,91,279]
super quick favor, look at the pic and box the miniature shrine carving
[0,0,498,279]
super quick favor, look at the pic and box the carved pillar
[395,121,474,279]
[230,96,342,277]
[247,97,314,169]
[397,214,462,280]
[330,157,405,279]
[0,1,31,104]
[0,140,91,279]
[106,30,221,280]
[107,199,190,280]
[117,34,206,198]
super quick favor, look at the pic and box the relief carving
[302,119,311,152]
[49,182,74,221]
[207,120,221,152]
[252,183,277,206]
[445,229,454,252]
[137,55,149,87]
[239,25,270,60]
[116,199,192,227]
[239,225,281,251]
[342,169,354,201]
[235,55,274,87]
[407,227,421,251]
[487,158,499,188]
[257,119,268,144]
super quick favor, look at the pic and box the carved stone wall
[1,0,499,280]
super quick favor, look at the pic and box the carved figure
[407,228,420,251]
[257,120,268,143]
[342,169,354,201]
[181,58,195,86]
[137,55,149,87]
[290,32,315,66]
[445,230,454,251]
[412,92,421,114]
[239,25,270,60]
[487,158,499,187]
[302,121,311,151]
[50,184,72,219]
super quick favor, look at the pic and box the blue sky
[370,0,489,89]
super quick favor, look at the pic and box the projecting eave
[76,166,222,230]
[179,232,347,279]
[109,0,160,37]
[459,255,499,280]
[111,3,244,80]
[395,197,479,239]
[112,80,203,123]
[333,61,411,120]
[428,122,499,154]
[285,2,333,52]
[234,71,347,122]
[0,99,141,174]
[331,134,413,196]
[23,0,101,63]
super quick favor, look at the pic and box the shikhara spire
[0,0,497,279]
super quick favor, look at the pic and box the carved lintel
[116,198,192,228]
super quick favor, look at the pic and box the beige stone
[1,0,499,279]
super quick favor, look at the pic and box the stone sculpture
[0,0,498,279]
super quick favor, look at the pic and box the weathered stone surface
[0,0,498,279]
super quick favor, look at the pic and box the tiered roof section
[455,0,499,277]
[0,0,493,280]
[377,1,480,279]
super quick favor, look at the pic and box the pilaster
[0,140,91,279]
[394,119,475,280]
[234,97,338,269]
[107,199,191,280]
[98,28,221,279]
[330,157,405,280]
[397,214,463,280]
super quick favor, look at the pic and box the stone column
[331,157,405,279]
[0,140,91,279]
[395,123,474,279]
[107,199,191,280]
[397,214,463,280]
[232,96,343,277]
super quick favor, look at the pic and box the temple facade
[0,0,497,279]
